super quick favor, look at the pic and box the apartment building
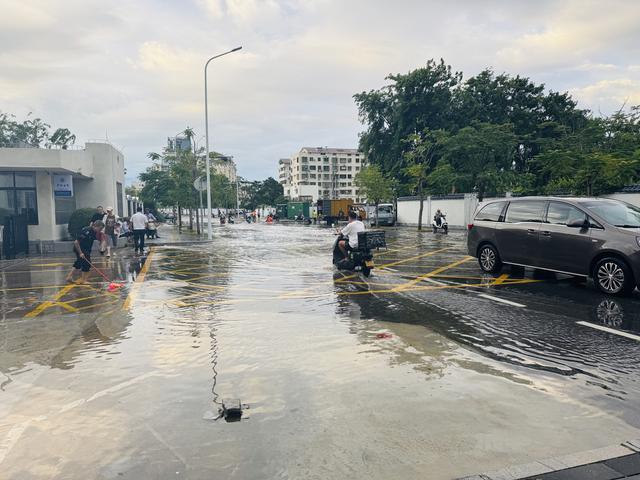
[281,147,365,202]
[278,158,291,186]
[212,156,237,183]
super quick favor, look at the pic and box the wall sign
[53,174,73,197]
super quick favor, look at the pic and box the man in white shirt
[338,211,365,259]
[130,207,148,254]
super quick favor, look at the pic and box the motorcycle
[432,215,448,234]
[332,231,386,277]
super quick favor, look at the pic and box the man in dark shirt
[66,221,104,284]
[90,205,107,255]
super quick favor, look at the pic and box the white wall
[397,194,478,227]
[397,192,640,228]
[604,193,640,208]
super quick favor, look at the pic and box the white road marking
[576,321,640,342]
[0,371,177,466]
[478,293,526,308]
[0,421,30,465]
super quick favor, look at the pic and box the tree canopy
[354,60,640,197]
[0,111,77,149]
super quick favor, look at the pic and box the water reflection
[593,298,640,332]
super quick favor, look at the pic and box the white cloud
[1,0,639,183]
[571,78,640,113]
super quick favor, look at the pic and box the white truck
[371,203,395,226]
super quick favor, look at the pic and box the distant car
[467,197,640,295]
[371,203,395,226]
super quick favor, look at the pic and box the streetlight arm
[205,46,243,70]
[203,46,242,240]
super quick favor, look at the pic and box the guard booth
[2,214,29,259]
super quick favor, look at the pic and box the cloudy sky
[1,0,639,183]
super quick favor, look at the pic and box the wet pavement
[2,224,640,479]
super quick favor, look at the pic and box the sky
[1,0,639,184]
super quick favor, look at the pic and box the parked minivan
[467,197,640,295]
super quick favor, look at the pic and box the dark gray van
[467,197,640,295]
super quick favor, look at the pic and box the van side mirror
[567,218,588,228]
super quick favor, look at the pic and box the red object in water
[376,332,392,339]
[107,282,124,291]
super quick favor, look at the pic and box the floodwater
[1,223,640,479]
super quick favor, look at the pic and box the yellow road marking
[24,284,79,318]
[491,273,510,286]
[392,256,475,291]
[123,248,155,310]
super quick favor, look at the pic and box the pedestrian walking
[90,205,107,255]
[145,208,159,238]
[66,220,104,284]
[103,207,118,257]
[131,207,148,254]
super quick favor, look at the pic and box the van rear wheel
[593,258,635,296]
[478,244,502,274]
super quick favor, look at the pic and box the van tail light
[467,223,474,231]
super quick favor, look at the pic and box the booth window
[0,172,38,225]
[55,196,76,224]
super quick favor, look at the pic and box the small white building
[0,141,126,245]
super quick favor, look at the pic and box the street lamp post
[204,46,242,240]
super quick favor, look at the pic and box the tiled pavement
[460,440,640,480]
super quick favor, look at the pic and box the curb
[458,439,640,479]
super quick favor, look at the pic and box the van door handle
[541,231,551,236]
[527,229,536,234]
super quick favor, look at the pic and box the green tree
[354,59,461,178]
[441,122,517,200]
[354,165,394,224]
[49,128,76,149]
[403,130,447,230]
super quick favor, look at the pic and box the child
[66,221,104,284]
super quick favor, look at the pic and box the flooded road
[2,223,640,479]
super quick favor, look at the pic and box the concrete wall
[397,192,640,228]
[397,194,479,227]
[75,143,126,217]
[0,148,89,176]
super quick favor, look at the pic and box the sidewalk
[142,224,211,247]
[460,439,640,479]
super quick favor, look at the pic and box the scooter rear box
[358,231,386,249]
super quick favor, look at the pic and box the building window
[116,182,123,217]
[309,165,316,170]
[55,196,76,225]
[0,171,38,225]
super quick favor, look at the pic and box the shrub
[67,208,96,239]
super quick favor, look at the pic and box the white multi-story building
[212,156,237,183]
[281,147,365,202]
[278,158,291,186]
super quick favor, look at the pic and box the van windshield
[582,200,640,227]
[378,206,392,214]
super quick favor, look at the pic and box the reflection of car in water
[592,298,640,333]
[468,197,640,295]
